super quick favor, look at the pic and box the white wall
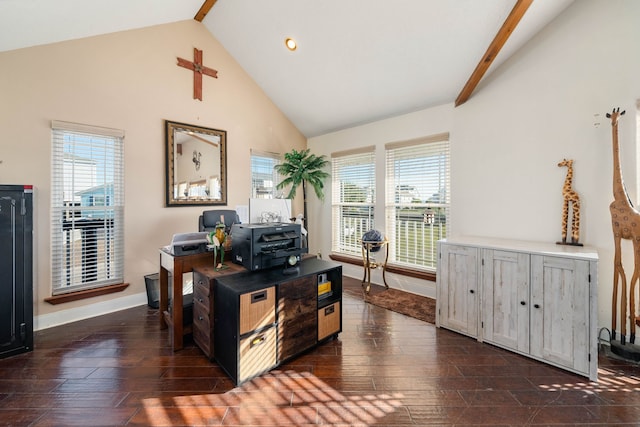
[0,20,306,328]
[309,0,640,332]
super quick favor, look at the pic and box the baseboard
[34,292,148,331]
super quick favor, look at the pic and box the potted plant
[275,148,329,243]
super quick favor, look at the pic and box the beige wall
[0,20,306,328]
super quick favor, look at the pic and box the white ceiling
[0,0,574,137]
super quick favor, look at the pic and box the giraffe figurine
[557,159,582,245]
[607,107,640,345]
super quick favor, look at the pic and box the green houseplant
[275,148,329,238]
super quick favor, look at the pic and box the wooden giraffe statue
[557,159,581,245]
[607,107,640,345]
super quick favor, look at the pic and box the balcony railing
[334,209,446,270]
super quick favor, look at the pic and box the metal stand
[361,238,389,294]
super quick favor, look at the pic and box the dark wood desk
[158,249,210,351]
[159,248,244,351]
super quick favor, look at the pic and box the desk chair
[199,209,240,234]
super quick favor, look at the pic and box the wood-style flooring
[1,276,640,426]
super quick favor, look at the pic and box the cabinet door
[482,250,529,352]
[278,276,317,361]
[437,244,478,337]
[318,301,341,341]
[0,190,32,358]
[530,255,590,373]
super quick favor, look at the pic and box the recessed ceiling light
[285,38,297,51]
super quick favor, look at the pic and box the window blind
[385,134,449,270]
[51,121,124,294]
[250,149,282,199]
[331,148,376,255]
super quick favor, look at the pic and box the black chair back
[199,210,240,233]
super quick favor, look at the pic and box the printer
[231,223,306,271]
[167,232,209,256]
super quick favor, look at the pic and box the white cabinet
[435,244,479,338]
[436,237,598,381]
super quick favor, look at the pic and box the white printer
[166,232,209,256]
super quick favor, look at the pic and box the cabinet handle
[198,316,204,321]
[520,301,526,306]
[198,298,203,303]
[251,291,267,303]
[534,304,540,309]
[250,334,266,348]
[469,289,475,294]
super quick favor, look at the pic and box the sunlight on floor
[144,371,402,426]
[537,366,640,394]
[141,369,404,426]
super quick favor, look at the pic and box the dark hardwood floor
[2,276,640,426]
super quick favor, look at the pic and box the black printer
[231,223,306,271]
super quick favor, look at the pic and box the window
[385,133,449,271]
[51,121,124,294]
[331,147,376,256]
[250,150,282,199]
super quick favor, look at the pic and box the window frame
[50,120,125,296]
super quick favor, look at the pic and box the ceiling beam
[455,0,533,107]
[189,132,219,147]
[194,0,218,22]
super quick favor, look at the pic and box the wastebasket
[144,273,194,323]
[145,273,160,309]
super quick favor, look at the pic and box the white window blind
[385,133,449,270]
[51,121,124,294]
[250,149,282,199]
[331,147,376,256]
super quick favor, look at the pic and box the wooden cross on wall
[177,48,218,101]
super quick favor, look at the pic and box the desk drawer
[193,300,213,359]
[239,326,277,383]
[193,271,212,298]
[193,321,212,358]
[193,300,211,331]
[239,286,276,335]
[194,285,211,313]
[318,301,341,341]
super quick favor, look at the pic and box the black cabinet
[213,258,342,384]
[0,185,33,359]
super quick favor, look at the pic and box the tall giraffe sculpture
[557,159,581,245]
[607,107,640,345]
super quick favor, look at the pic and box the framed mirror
[165,120,227,206]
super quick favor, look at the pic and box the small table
[361,238,389,294]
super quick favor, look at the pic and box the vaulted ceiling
[0,0,574,137]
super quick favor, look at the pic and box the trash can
[145,273,160,309]
[144,273,194,323]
